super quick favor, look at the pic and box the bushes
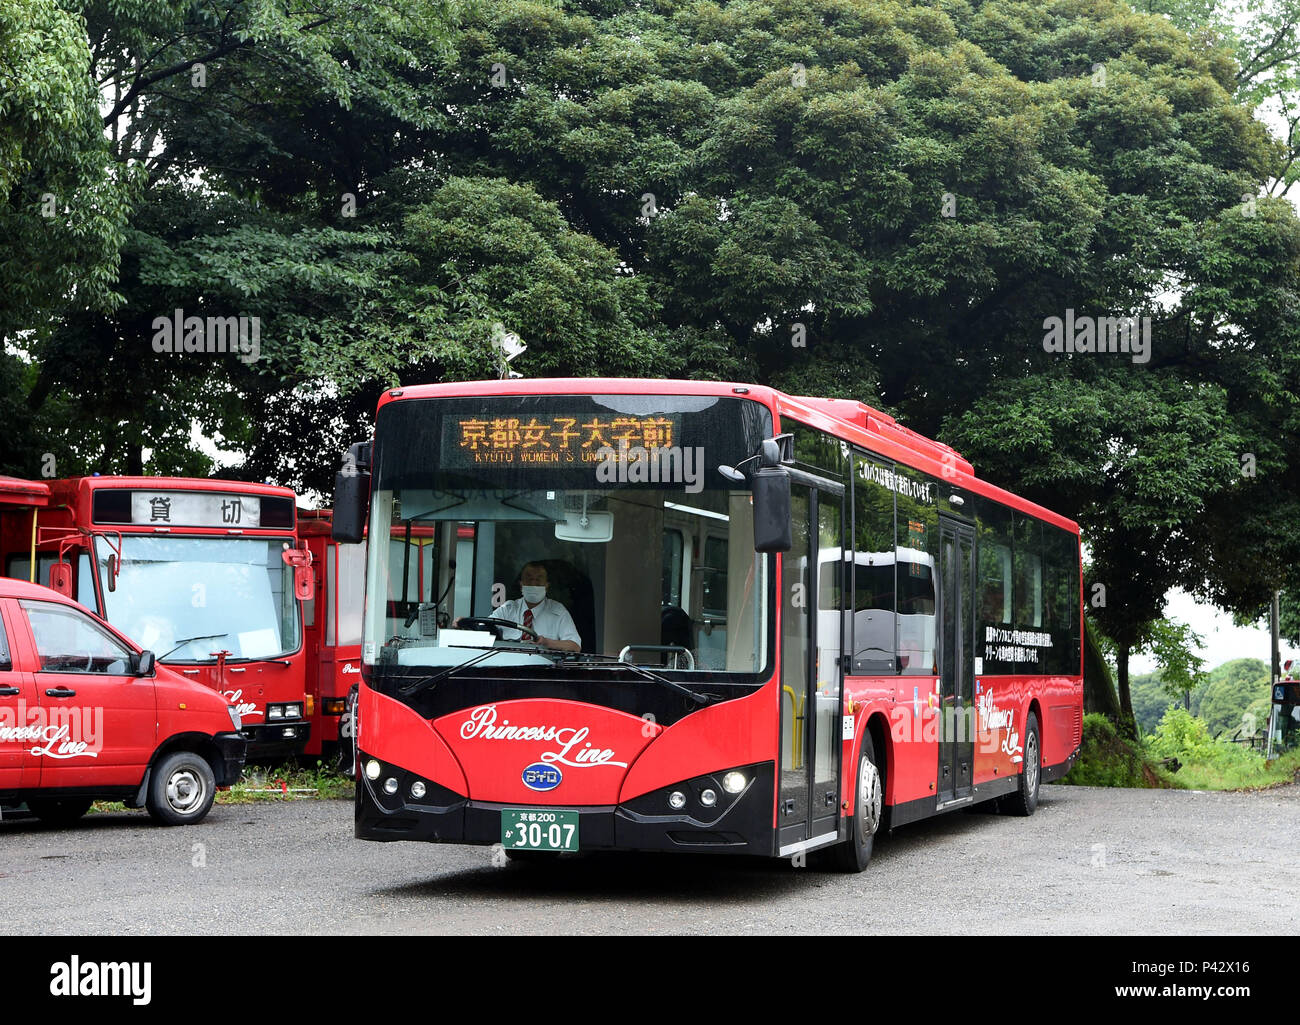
[1148,707,1214,762]
[1061,713,1173,788]
[1064,706,1300,790]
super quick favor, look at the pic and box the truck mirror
[752,466,792,553]
[47,561,74,598]
[133,650,156,677]
[281,542,315,601]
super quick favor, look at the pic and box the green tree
[5,0,464,479]
[1194,657,1270,737]
[8,0,1300,674]
[0,0,136,467]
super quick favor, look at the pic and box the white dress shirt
[492,596,582,647]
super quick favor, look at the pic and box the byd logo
[522,763,562,791]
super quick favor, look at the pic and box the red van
[0,578,246,825]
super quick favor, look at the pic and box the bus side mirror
[752,466,792,553]
[282,542,315,601]
[332,442,371,545]
[47,562,74,598]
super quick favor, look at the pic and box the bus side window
[894,465,937,676]
[1043,526,1080,674]
[978,501,1013,628]
[1013,514,1043,629]
[851,453,896,674]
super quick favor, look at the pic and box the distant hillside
[1130,658,1272,738]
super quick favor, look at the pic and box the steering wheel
[456,616,542,643]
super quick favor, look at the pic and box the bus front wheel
[826,731,883,873]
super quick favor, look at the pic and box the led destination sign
[445,415,681,467]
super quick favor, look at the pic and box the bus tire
[145,751,216,826]
[827,731,883,872]
[1000,711,1040,817]
[27,797,93,825]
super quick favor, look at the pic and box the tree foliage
[5,0,1300,672]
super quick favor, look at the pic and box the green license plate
[501,808,579,851]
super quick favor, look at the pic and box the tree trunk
[1116,643,1137,738]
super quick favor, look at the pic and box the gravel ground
[2,783,1297,935]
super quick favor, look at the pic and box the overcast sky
[1128,589,1300,676]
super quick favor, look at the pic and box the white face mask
[521,585,547,605]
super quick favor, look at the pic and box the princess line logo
[459,705,627,768]
[0,700,103,758]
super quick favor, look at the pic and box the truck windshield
[94,536,301,661]
[363,393,775,684]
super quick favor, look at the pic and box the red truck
[0,576,246,825]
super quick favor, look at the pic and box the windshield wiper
[396,643,554,698]
[159,633,229,660]
[558,652,718,707]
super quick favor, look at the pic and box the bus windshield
[94,535,301,661]
[364,393,775,681]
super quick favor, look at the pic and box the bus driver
[491,562,581,653]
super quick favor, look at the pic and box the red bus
[297,509,365,766]
[332,379,1082,870]
[0,476,315,761]
[298,510,451,770]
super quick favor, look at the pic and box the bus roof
[0,476,50,508]
[374,378,1080,535]
[48,476,296,503]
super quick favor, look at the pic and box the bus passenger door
[778,482,845,855]
[937,517,975,804]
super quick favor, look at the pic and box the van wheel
[27,798,93,825]
[1000,711,1040,817]
[146,751,216,826]
[825,731,883,872]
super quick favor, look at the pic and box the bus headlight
[722,771,747,794]
[700,788,718,807]
[365,759,381,781]
[284,703,303,720]
[668,791,686,810]
[383,778,399,795]
[268,705,284,720]
[410,781,426,799]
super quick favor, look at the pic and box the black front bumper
[239,720,311,759]
[353,754,778,856]
[212,731,248,786]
